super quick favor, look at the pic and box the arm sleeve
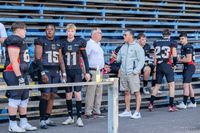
[80,38,89,73]
[34,37,44,72]
[133,46,145,74]
[81,49,90,73]
[35,59,44,71]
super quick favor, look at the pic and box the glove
[17,75,25,86]
[41,71,48,84]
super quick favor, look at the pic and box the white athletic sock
[20,118,28,125]
[9,120,17,127]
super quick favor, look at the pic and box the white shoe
[118,110,132,117]
[45,118,57,126]
[62,117,74,125]
[20,122,37,131]
[187,102,197,108]
[131,112,141,119]
[143,87,150,95]
[76,118,84,127]
[9,124,26,133]
[177,102,187,109]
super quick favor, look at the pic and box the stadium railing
[0,78,119,133]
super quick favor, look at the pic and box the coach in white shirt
[85,28,105,117]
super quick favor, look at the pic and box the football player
[34,24,66,129]
[177,32,196,109]
[148,29,178,112]
[137,32,156,95]
[60,24,90,127]
[3,22,37,132]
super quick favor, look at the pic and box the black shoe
[84,114,93,119]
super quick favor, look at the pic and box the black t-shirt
[4,35,30,73]
[153,38,177,64]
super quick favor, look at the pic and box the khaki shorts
[120,72,140,94]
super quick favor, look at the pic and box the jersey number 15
[45,51,59,63]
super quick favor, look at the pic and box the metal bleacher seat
[0,0,200,121]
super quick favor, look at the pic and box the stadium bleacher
[0,0,200,121]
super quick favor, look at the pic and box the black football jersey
[143,44,151,58]
[143,44,154,65]
[60,38,86,69]
[181,43,195,65]
[4,35,30,73]
[34,37,60,67]
[153,39,177,64]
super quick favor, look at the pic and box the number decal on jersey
[23,49,30,62]
[45,51,59,63]
[155,46,171,59]
[66,52,76,65]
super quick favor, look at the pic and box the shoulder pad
[34,37,45,46]
[4,35,23,47]
[78,38,87,48]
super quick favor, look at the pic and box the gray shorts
[120,72,140,94]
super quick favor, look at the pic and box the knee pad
[74,91,82,101]
[8,98,21,108]
[19,99,29,108]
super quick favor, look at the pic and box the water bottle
[96,65,101,83]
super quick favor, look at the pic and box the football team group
[0,22,196,132]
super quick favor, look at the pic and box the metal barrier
[0,78,119,133]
